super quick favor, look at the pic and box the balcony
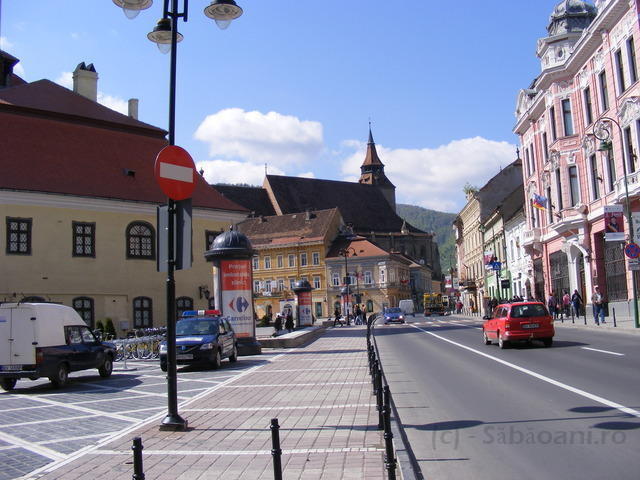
[521,228,541,247]
[613,170,640,204]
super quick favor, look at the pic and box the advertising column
[293,280,313,327]
[220,259,254,338]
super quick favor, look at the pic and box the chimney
[128,98,139,119]
[72,62,98,102]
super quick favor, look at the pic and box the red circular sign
[625,242,640,259]
[154,145,196,201]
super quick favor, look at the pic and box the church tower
[358,126,396,211]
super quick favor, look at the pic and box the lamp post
[112,0,244,431]
[338,247,357,318]
[594,116,639,329]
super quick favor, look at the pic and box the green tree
[104,318,117,338]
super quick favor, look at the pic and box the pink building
[514,0,640,324]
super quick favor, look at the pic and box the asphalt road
[374,314,640,480]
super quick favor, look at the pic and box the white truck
[0,303,116,391]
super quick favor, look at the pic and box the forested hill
[396,204,456,273]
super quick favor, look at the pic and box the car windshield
[386,308,402,314]
[176,318,218,336]
[510,304,548,318]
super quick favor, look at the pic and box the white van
[398,299,416,317]
[0,303,116,391]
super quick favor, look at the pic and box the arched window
[73,297,94,328]
[133,296,153,329]
[176,296,193,318]
[126,222,155,259]
[366,300,374,312]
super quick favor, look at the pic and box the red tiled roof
[326,236,390,259]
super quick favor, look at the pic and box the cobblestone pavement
[11,326,385,479]
[0,355,276,480]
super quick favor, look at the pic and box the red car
[482,302,554,349]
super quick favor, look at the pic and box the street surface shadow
[592,421,640,430]
[412,420,484,431]
[2,373,144,394]
[501,340,589,349]
[282,348,365,355]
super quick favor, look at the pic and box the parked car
[159,310,237,371]
[0,303,116,390]
[482,301,555,349]
[382,307,405,325]
[398,299,416,317]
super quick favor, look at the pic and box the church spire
[358,124,396,211]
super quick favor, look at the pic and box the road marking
[0,430,65,461]
[411,324,640,419]
[581,347,625,356]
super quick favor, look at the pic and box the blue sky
[1,0,562,212]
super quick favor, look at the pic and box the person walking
[285,312,294,332]
[591,286,605,325]
[547,292,558,319]
[355,304,362,325]
[562,290,571,319]
[333,307,343,327]
[571,289,583,319]
[273,313,283,337]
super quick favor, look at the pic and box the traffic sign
[625,242,640,259]
[154,145,196,201]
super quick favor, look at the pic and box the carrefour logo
[228,296,250,313]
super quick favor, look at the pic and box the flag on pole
[532,194,547,210]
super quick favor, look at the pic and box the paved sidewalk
[28,326,386,480]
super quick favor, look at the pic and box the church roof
[362,127,384,167]
[264,175,423,234]
[214,184,276,217]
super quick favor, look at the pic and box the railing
[613,170,640,203]
[522,227,541,246]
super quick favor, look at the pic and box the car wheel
[498,333,508,349]
[211,349,221,370]
[483,330,491,345]
[0,378,17,391]
[98,356,113,378]
[229,344,238,363]
[543,338,553,348]
[49,363,69,388]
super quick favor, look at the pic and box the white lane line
[411,324,640,419]
[184,403,376,412]
[221,381,369,388]
[0,430,65,461]
[92,447,385,456]
[581,347,625,356]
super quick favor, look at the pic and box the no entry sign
[154,145,196,201]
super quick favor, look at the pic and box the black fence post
[132,437,145,480]
[372,359,379,391]
[383,386,397,479]
[271,418,283,480]
[376,368,384,430]
[613,307,617,327]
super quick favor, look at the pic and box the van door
[4,306,37,367]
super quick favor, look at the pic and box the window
[264,280,272,293]
[264,256,271,269]
[176,297,193,317]
[278,279,285,291]
[624,126,636,172]
[252,256,259,270]
[530,200,537,228]
[555,168,564,210]
[126,222,155,259]
[315,302,323,318]
[254,280,261,293]
[568,166,580,207]
[289,278,296,290]
[524,148,531,177]
[366,300,374,312]
[288,254,296,267]
[628,37,638,84]
[313,276,321,289]
[583,87,593,125]
[529,145,536,173]
[277,255,283,268]
[590,154,600,200]
[547,186,554,224]
[615,49,626,93]
[379,269,386,284]
[312,252,320,265]
[332,273,340,286]
[542,133,549,162]
[133,297,152,328]
[72,222,95,257]
[606,148,616,192]
[6,217,32,255]
[550,106,557,141]
[300,252,308,267]
[73,297,94,328]
[364,271,373,284]
[561,99,574,136]
[599,71,609,112]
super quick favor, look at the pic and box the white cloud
[0,36,13,50]
[55,71,127,114]
[297,171,316,179]
[341,137,517,213]
[194,108,324,167]
[55,72,73,89]
[197,159,285,186]
[13,63,25,77]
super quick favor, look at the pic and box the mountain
[396,204,456,274]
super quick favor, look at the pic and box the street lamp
[112,0,244,431]
[593,116,639,329]
[338,247,357,317]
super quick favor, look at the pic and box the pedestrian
[285,312,294,332]
[273,313,283,336]
[456,300,463,314]
[355,304,362,325]
[571,289,583,318]
[547,292,557,319]
[562,290,571,319]
[333,307,343,327]
[591,286,605,325]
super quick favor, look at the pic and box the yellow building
[237,209,343,321]
[0,57,247,335]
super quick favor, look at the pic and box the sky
[0,0,562,213]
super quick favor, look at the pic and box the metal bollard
[372,359,379,390]
[376,370,384,430]
[383,386,397,479]
[271,418,283,480]
[613,307,617,327]
[132,437,145,480]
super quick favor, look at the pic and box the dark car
[482,301,555,349]
[382,307,405,325]
[159,310,238,371]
